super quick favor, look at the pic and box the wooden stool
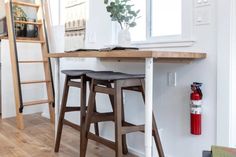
[54,70,99,153]
[80,71,165,157]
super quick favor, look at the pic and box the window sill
[132,39,196,49]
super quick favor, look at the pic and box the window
[130,0,187,43]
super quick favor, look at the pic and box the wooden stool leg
[80,79,96,157]
[152,115,165,157]
[93,105,99,136]
[115,81,123,157]
[107,83,128,155]
[106,83,115,109]
[54,76,70,152]
[140,79,165,157]
[121,90,129,154]
[89,81,99,136]
[80,76,88,155]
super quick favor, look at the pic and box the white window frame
[132,0,195,48]
[57,0,195,47]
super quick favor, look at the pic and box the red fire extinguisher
[190,82,203,135]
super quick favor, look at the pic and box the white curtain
[64,0,87,51]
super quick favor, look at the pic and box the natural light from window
[129,0,146,41]
[152,0,182,37]
[130,0,182,42]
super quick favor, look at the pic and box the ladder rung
[14,20,42,25]
[21,80,51,84]
[18,60,48,64]
[12,0,40,8]
[23,99,53,106]
[16,38,45,43]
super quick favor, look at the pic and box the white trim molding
[229,0,236,148]
[111,0,194,48]
[216,0,236,147]
[132,39,195,49]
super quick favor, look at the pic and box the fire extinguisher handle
[197,87,203,99]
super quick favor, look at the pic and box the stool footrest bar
[122,125,145,134]
[68,81,81,88]
[63,119,81,131]
[91,112,114,123]
[94,86,114,95]
[65,107,82,112]
[88,133,116,150]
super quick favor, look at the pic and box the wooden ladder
[5,0,55,129]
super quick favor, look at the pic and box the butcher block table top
[46,50,207,62]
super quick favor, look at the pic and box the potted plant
[104,0,140,46]
[13,5,28,37]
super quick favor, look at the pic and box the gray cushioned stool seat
[61,70,94,77]
[86,71,145,81]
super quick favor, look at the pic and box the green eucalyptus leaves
[104,0,140,29]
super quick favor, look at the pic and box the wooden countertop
[46,50,206,61]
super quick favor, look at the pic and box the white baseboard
[128,146,145,157]
[41,111,50,119]
[128,145,171,157]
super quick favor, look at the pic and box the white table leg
[54,58,60,137]
[145,58,154,157]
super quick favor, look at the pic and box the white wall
[55,0,217,157]
[0,40,46,118]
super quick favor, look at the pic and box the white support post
[145,58,154,157]
[54,58,60,137]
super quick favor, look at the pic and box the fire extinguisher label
[190,100,202,114]
[191,107,202,114]
[191,100,201,106]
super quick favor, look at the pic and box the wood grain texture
[5,2,24,129]
[20,80,51,84]
[1,37,44,42]
[23,99,53,106]
[14,20,42,25]
[36,0,55,123]
[46,50,207,60]
[0,114,137,157]
[18,60,48,64]
[5,0,55,129]
[12,0,40,8]
[0,34,8,39]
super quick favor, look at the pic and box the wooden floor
[0,114,136,157]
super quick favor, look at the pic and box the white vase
[118,29,131,46]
